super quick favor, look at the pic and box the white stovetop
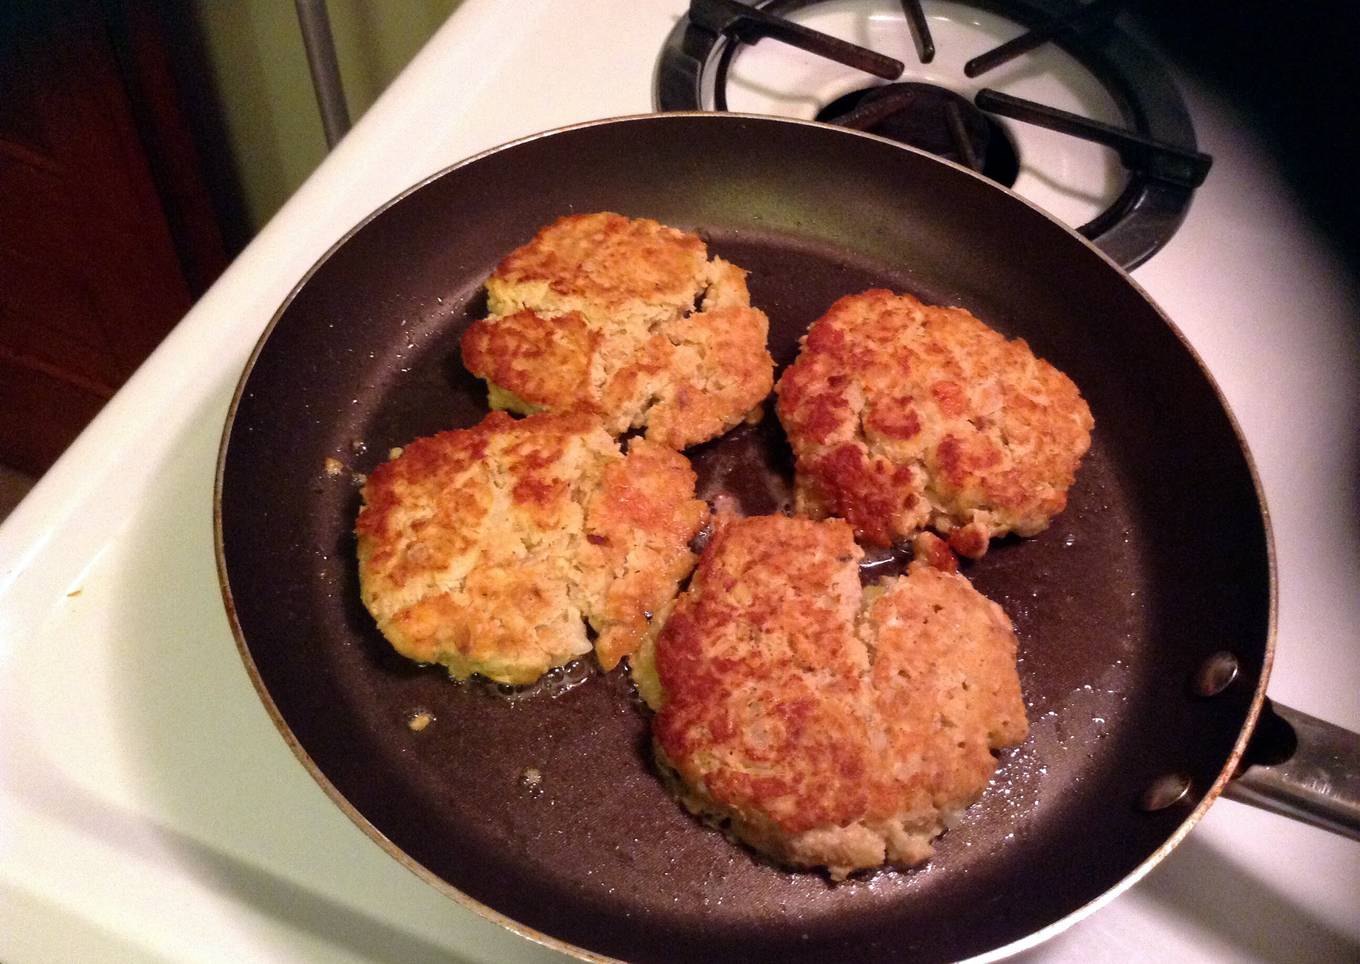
[2,1,1357,961]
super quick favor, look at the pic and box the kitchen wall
[191,0,462,232]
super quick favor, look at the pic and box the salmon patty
[633,515,1028,878]
[775,289,1093,557]
[461,212,775,450]
[356,411,709,684]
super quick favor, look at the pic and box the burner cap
[816,83,1020,188]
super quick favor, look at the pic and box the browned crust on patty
[491,210,708,311]
[461,212,775,449]
[774,289,1093,557]
[355,411,709,684]
[644,515,1028,877]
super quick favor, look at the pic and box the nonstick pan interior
[217,115,1271,963]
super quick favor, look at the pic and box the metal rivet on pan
[1193,651,1240,697]
[1139,773,1192,812]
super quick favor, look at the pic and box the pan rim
[212,111,1277,964]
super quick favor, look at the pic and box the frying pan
[214,114,1360,962]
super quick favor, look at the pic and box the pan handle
[1222,700,1360,840]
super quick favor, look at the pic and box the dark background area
[1131,0,1360,275]
[0,0,247,478]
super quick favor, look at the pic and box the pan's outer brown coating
[775,289,1093,557]
[643,515,1028,878]
[461,212,775,450]
[356,411,708,684]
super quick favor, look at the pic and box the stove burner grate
[657,0,1213,269]
[963,0,1121,77]
[688,0,903,79]
[899,0,936,63]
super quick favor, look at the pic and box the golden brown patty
[461,212,775,450]
[356,411,709,685]
[636,515,1028,878]
[775,289,1093,557]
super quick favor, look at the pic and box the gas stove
[659,0,1210,268]
[0,1,1355,961]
